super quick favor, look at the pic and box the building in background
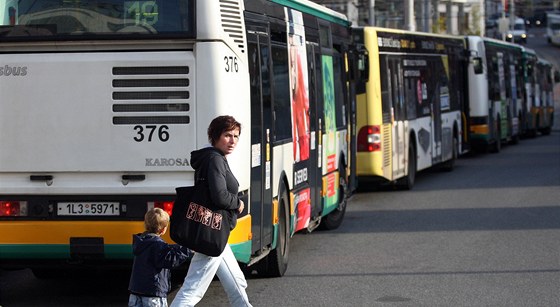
[485,0,559,40]
[313,0,485,35]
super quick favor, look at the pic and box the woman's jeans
[128,294,167,307]
[170,244,252,307]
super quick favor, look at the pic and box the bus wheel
[489,120,501,153]
[261,191,290,277]
[540,127,551,135]
[397,145,416,190]
[440,134,457,172]
[320,166,348,230]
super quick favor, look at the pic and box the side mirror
[472,57,483,74]
[357,48,369,82]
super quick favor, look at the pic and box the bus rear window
[0,0,195,40]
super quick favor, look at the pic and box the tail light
[357,125,381,152]
[153,201,174,217]
[0,201,28,217]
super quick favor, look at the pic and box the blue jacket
[128,232,191,297]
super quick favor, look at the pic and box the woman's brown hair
[207,115,242,145]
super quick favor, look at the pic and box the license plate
[57,202,120,216]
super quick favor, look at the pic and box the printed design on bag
[201,208,212,226]
[212,213,222,230]
[185,202,222,230]
[186,202,197,219]
[195,205,205,222]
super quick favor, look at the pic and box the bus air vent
[383,125,391,167]
[219,0,246,53]
[111,66,190,125]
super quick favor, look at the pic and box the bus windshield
[0,0,195,40]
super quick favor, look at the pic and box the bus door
[306,40,323,219]
[247,22,274,254]
[496,53,508,140]
[388,57,406,179]
[508,56,519,137]
[431,57,444,164]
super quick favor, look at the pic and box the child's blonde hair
[144,208,170,234]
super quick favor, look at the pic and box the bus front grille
[111,66,190,126]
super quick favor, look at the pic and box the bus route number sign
[57,202,120,216]
[224,56,238,72]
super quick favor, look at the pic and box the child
[128,208,192,307]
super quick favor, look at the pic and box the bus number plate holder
[57,202,120,216]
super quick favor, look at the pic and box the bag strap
[194,156,211,186]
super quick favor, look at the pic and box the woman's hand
[238,200,245,213]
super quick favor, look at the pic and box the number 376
[133,125,169,142]
[224,56,238,72]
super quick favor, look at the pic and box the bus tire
[320,165,348,230]
[396,144,416,190]
[489,117,501,153]
[261,189,290,277]
[440,133,457,172]
[528,115,539,138]
[510,131,520,144]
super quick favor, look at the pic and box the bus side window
[333,53,346,128]
[405,77,417,120]
[472,57,483,74]
[379,56,392,124]
[271,43,291,142]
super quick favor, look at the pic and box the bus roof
[478,36,523,50]
[270,0,350,26]
[360,26,465,41]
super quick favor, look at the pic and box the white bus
[466,36,523,152]
[0,0,357,278]
[546,12,560,46]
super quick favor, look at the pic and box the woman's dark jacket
[128,232,191,297]
[190,146,240,228]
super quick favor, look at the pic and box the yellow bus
[353,27,468,189]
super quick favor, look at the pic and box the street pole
[424,0,431,32]
[509,0,515,34]
[369,0,375,26]
[405,0,416,31]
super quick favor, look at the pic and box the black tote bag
[170,183,232,257]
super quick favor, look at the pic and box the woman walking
[171,115,252,307]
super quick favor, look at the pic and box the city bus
[521,47,539,137]
[535,58,556,135]
[466,36,523,152]
[353,27,468,190]
[0,0,356,278]
[546,11,560,46]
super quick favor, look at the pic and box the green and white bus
[0,0,356,277]
[466,36,523,152]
